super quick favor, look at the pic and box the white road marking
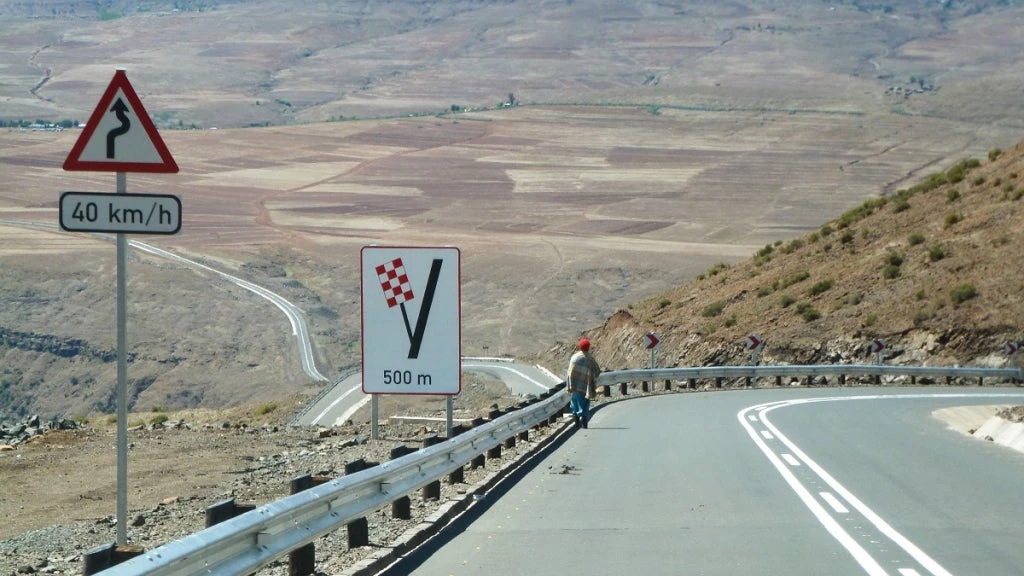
[760,430,774,439]
[748,414,759,422]
[782,453,800,466]
[740,393,1024,576]
[899,569,922,576]
[820,491,849,514]
[310,382,365,425]
[462,363,555,391]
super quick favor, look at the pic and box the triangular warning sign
[63,70,178,173]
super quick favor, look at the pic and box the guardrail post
[602,385,610,397]
[874,375,881,385]
[487,443,502,460]
[715,377,723,389]
[82,542,144,576]
[389,446,416,518]
[839,374,846,386]
[518,429,529,442]
[911,375,917,385]
[805,375,813,386]
[345,459,373,548]
[641,381,649,392]
[471,453,485,469]
[664,379,671,391]
[205,497,255,527]
[687,378,695,390]
[422,436,442,500]
[745,376,752,387]
[289,474,331,576]
[619,382,628,395]
[504,435,516,449]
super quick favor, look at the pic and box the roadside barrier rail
[598,364,1023,386]
[96,386,568,576]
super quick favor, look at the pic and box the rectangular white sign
[59,191,181,234]
[361,246,461,395]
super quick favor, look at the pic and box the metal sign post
[115,173,128,546]
[62,69,179,546]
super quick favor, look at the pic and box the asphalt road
[297,359,561,427]
[384,387,1024,576]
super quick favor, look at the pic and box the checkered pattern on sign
[375,258,415,308]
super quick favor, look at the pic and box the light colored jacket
[566,350,601,396]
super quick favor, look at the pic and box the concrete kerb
[338,414,577,576]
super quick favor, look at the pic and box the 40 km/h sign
[60,192,181,234]
[361,246,461,395]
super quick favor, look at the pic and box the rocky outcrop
[0,327,124,362]
[0,414,81,447]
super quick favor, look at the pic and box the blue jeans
[569,391,590,422]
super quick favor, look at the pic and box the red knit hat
[578,338,590,352]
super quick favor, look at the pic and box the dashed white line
[760,430,774,439]
[898,569,922,576]
[782,453,800,466]
[820,491,849,514]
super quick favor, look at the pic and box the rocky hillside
[548,141,1024,375]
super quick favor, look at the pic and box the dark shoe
[572,414,580,426]
[582,416,589,429]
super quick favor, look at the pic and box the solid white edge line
[820,492,850,514]
[737,406,889,576]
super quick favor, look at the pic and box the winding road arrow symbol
[106,98,131,159]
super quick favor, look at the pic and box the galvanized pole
[649,348,655,370]
[370,394,379,439]
[115,171,128,546]
[446,395,453,438]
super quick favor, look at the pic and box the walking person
[566,338,601,428]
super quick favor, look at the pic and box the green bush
[781,238,804,254]
[928,244,947,262]
[724,314,738,327]
[946,188,960,202]
[150,414,169,427]
[988,148,1002,161]
[943,212,963,228]
[808,279,834,296]
[658,299,671,309]
[781,270,811,288]
[702,302,725,317]
[256,402,278,416]
[892,198,910,212]
[779,294,796,308]
[863,313,877,327]
[950,284,978,306]
[972,176,986,186]
[885,252,905,267]
[820,224,834,237]
[908,232,925,246]
[913,310,931,326]
[883,264,901,279]
[757,286,773,297]
[915,289,927,300]
[796,303,821,322]
[840,231,855,244]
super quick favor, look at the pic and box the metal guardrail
[598,364,1023,385]
[97,385,569,576]
[96,362,1021,575]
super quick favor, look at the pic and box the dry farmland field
[2,0,1024,417]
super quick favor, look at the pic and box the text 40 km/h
[59,191,181,235]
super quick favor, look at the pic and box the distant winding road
[0,219,329,382]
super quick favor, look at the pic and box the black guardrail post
[619,382,628,395]
[421,436,443,500]
[664,379,672,391]
[687,378,695,390]
[205,497,256,528]
[287,474,332,576]
[389,446,416,518]
[602,385,610,397]
[641,381,649,392]
[345,459,371,548]
[82,543,144,575]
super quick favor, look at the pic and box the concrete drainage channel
[342,414,577,576]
